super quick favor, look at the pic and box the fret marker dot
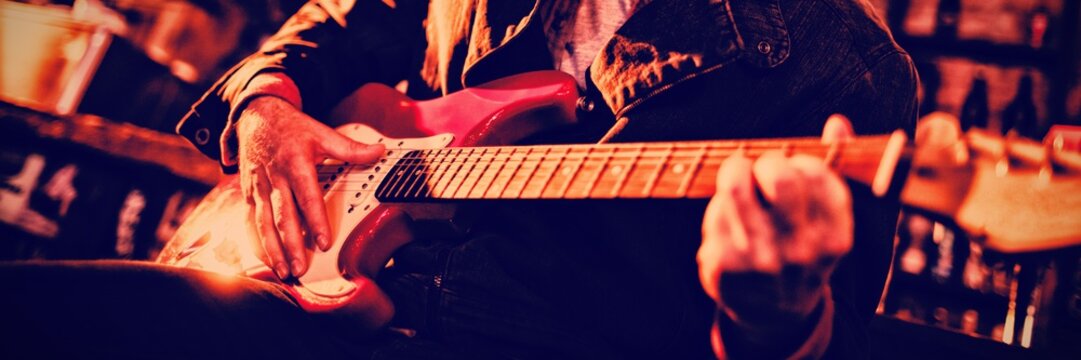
[673,164,685,174]
[611,166,623,175]
[562,166,573,175]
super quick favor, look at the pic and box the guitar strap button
[576,96,595,113]
[194,128,211,145]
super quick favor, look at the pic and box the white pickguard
[295,124,453,299]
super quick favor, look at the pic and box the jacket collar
[458,0,791,112]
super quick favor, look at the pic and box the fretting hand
[236,96,385,279]
[698,114,855,357]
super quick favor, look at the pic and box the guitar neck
[372,131,910,202]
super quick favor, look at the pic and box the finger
[700,154,753,302]
[317,127,386,165]
[239,165,266,265]
[787,155,853,260]
[268,172,309,277]
[248,205,269,266]
[752,151,809,232]
[240,164,255,203]
[253,169,290,279]
[288,160,332,251]
[713,153,778,272]
[821,114,855,144]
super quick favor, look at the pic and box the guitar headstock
[900,114,1081,253]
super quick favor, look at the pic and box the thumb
[318,129,386,164]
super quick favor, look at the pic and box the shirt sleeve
[713,288,835,360]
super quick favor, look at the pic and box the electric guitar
[156,71,1081,330]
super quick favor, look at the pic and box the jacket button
[756,41,772,54]
[194,128,211,145]
[576,96,595,112]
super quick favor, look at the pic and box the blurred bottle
[931,222,955,284]
[963,241,989,291]
[1028,4,1050,49]
[901,214,932,275]
[916,62,942,117]
[934,0,961,40]
[1002,74,1040,138]
[961,76,990,131]
[934,306,951,327]
[962,309,980,334]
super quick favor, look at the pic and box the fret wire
[642,144,673,197]
[518,147,554,198]
[386,152,418,198]
[489,147,522,198]
[610,145,642,198]
[556,146,591,198]
[505,147,544,197]
[498,147,533,199]
[429,148,464,198]
[533,147,568,198]
[456,148,490,198]
[406,148,438,198]
[472,148,505,198]
[393,150,426,199]
[377,155,399,198]
[579,147,613,198]
[443,148,477,199]
[417,149,448,199]
[676,145,708,197]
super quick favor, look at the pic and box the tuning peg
[1046,138,1081,174]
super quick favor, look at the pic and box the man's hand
[697,114,855,356]
[237,96,385,279]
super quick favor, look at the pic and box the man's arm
[177,1,428,279]
[699,115,855,360]
[699,49,918,359]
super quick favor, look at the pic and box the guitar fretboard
[371,135,901,202]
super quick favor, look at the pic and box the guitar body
[157,71,580,329]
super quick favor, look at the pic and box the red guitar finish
[158,71,580,330]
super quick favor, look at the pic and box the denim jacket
[177,0,917,358]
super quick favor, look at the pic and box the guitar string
[313,143,894,177]
[319,148,894,197]
[312,135,893,164]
